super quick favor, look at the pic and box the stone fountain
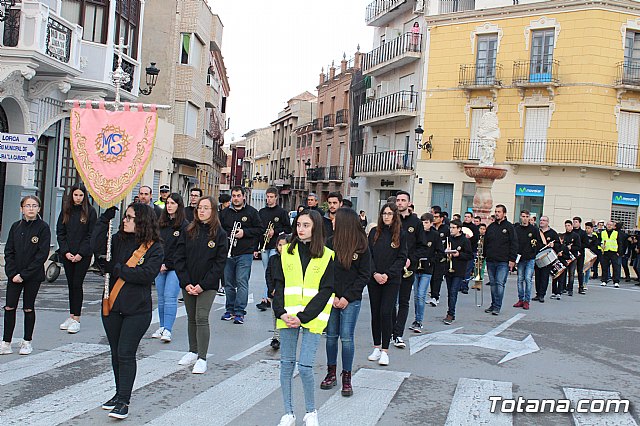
[464,112,507,223]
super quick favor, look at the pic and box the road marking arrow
[409,313,539,364]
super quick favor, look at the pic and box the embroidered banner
[70,102,157,208]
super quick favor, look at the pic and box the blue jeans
[261,248,277,299]
[326,300,361,372]
[413,273,432,323]
[445,275,463,318]
[516,259,535,302]
[154,270,181,331]
[224,253,253,315]
[487,261,509,312]
[462,251,476,291]
[280,327,321,414]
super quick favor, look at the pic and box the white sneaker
[151,327,165,339]
[393,336,406,349]
[67,319,80,334]
[303,410,319,426]
[19,340,33,355]
[277,413,296,426]
[378,351,389,366]
[367,347,382,361]
[601,282,607,286]
[178,352,198,366]
[0,341,12,355]
[192,358,207,374]
[160,329,172,342]
[60,317,73,330]
[614,283,620,288]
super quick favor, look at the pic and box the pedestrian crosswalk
[0,341,636,425]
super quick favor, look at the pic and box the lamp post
[415,125,433,159]
[139,62,160,95]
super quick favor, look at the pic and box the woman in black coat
[57,184,96,334]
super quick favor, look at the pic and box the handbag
[102,242,152,316]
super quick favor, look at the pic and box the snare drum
[551,260,567,279]
[535,248,558,268]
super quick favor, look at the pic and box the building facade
[141,0,229,199]
[353,0,427,218]
[242,126,271,207]
[415,0,640,230]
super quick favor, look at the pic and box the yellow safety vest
[276,243,334,334]
[154,200,165,209]
[601,230,618,252]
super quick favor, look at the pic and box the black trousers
[3,280,41,342]
[392,275,414,338]
[102,311,151,404]
[430,261,446,300]
[576,254,585,288]
[367,280,400,350]
[534,265,550,298]
[601,252,621,284]
[62,257,91,316]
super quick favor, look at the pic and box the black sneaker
[256,301,270,311]
[460,289,469,294]
[484,307,494,313]
[108,402,129,419]
[491,310,500,316]
[101,395,119,410]
[270,338,280,350]
[216,288,225,296]
[532,295,540,301]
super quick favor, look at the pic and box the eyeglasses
[124,214,136,222]
[197,206,212,211]
[382,212,394,216]
[23,204,39,209]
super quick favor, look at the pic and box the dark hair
[231,186,245,195]
[496,204,507,214]
[474,215,481,220]
[374,202,401,248]
[443,211,449,218]
[140,185,152,194]
[62,184,90,225]
[327,192,343,202]
[333,208,367,269]
[520,209,530,215]
[190,187,203,196]
[565,220,573,225]
[360,210,365,214]
[119,202,160,245]
[421,212,434,222]
[276,233,289,245]
[266,187,278,196]
[479,223,487,229]
[386,195,397,204]
[452,214,461,221]
[431,205,442,213]
[218,193,231,203]
[585,222,594,228]
[573,216,582,223]
[158,193,186,229]
[464,212,473,218]
[288,209,326,258]
[450,219,463,229]
[342,199,353,208]
[186,196,220,240]
[396,190,411,200]
[20,195,41,207]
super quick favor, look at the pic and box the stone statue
[477,111,500,167]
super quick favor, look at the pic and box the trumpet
[260,221,274,252]
[403,267,413,278]
[446,238,455,273]
[228,221,241,258]
[471,235,484,290]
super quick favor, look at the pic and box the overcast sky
[212,0,373,143]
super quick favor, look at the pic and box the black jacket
[600,229,625,256]
[56,204,97,258]
[265,253,279,297]
[91,215,163,316]
[323,214,334,242]
[432,224,450,261]
[540,227,560,253]
[574,227,589,255]
[368,226,408,284]
[220,204,263,256]
[462,221,480,251]
[272,241,335,324]
[514,223,543,261]
[174,223,228,291]
[5,218,51,283]
[445,233,473,278]
[485,219,518,263]
[416,228,445,274]
[184,206,196,223]
[586,232,601,255]
[259,205,292,250]
[401,213,426,271]
[561,230,581,257]
[327,238,372,302]
[159,219,188,270]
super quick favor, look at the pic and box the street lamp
[139,62,160,95]
[415,125,433,158]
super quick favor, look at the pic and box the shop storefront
[611,191,639,232]
[514,184,545,222]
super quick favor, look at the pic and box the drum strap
[539,230,547,246]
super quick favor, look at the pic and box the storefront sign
[612,192,639,206]
[515,184,545,198]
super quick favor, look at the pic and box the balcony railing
[312,118,322,134]
[328,165,344,180]
[440,0,475,13]
[323,114,335,130]
[459,63,503,87]
[615,61,640,87]
[362,32,422,74]
[453,138,481,161]
[306,166,344,181]
[292,177,306,190]
[336,109,348,127]
[112,55,136,92]
[359,90,418,124]
[513,60,560,85]
[307,167,325,181]
[365,0,406,24]
[506,139,640,170]
[354,150,414,174]
[213,143,227,167]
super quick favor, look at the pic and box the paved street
[0,261,639,425]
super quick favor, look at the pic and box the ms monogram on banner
[96,125,130,163]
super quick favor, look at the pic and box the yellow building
[415,0,640,230]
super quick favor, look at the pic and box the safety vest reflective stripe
[602,230,618,252]
[277,243,334,334]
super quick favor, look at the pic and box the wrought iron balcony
[459,63,503,88]
[365,0,412,26]
[359,90,418,125]
[362,32,422,76]
[292,177,306,190]
[354,150,414,175]
[307,167,325,182]
[506,139,639,170]
[311,118,322,134]
[112,55,136,93]
[307,166,344,182]
[439,0,475,13]
[453,138,481,161]
[336,109,348,127]
[512,60,560,86]
[323,114,335,130]
[615,61,640,88]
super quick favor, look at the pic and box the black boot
[320,365,337,389]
